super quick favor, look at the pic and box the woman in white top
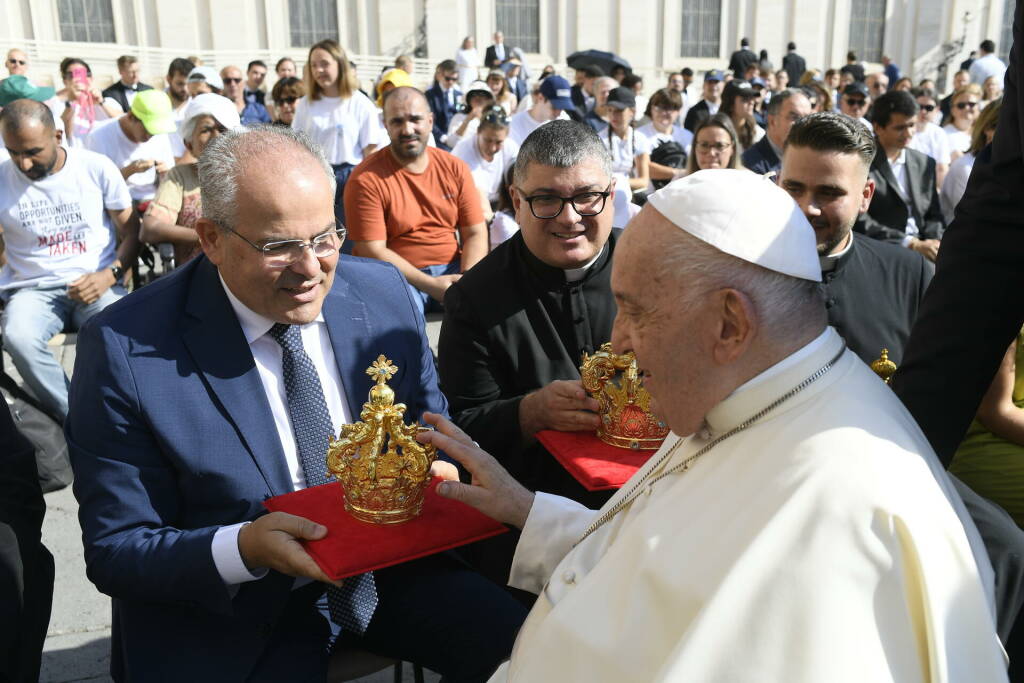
[942,83,982,162]
[455,36,480,92]
[446,82,496,149]
[452,106,520,223]
[292,39,378,226]
[601,86,650,192]
[56,57,122,148]
[940,97,1001,223]
[637,88,693,189]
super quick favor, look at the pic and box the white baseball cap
[178,93,243,143]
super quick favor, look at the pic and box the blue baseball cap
[704,70,725,82]
[539,75,575,111]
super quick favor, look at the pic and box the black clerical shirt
[823,233,932,367]
[438,230,620,506]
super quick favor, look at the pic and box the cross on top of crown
[366,355,399,385]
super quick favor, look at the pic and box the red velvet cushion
[537,430,661,491]
[263,478,507,581]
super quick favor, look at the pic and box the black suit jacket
[782,52,806,86]
[891,1,1024,658]
[855,145,945,244]
[683,100,712,132]
[101,81,153,113]
[740,136,781,174]
[728,48,758,77]
[425,82,461,151]
[484,44,506,67]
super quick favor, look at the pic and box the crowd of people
[0,24,1021,682]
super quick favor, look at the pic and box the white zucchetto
[646,169,822,282]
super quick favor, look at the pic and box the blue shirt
[240,100,271,126]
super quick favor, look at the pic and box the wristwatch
[110,263,125,284]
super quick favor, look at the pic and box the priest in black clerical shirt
[439,121,618,511]
[776,112,932,366]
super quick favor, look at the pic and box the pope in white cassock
[419,169,1008,682]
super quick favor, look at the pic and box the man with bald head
[4,49,28,79]
[419,170,1006,681]
[346,86,487,316]
[0,99,136,421]
[220,64,269,125]
[67,124,526,681]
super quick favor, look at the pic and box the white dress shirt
[887,149,920,247]
[211,275,353,585]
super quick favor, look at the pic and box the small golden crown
[871,348,898,385]
[580,343,669,450]
[326,356,437,524]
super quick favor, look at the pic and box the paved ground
[20,314,445,683]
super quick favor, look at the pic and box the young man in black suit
[855,90,945,261]
[102,55,153,113]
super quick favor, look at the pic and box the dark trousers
[328,553,527,683]
[0,522,54,683]
[332,163,356,256]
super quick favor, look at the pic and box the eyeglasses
[955,101,979,110]
[7,59,26,66]
[223,77,242,84]
[919,103,936,112]
[443,75,458,82]
[844,97,867,107]
[519,184,612,219]
[481,105,508,126]
[221,223,347,268]
[696,141,732,152]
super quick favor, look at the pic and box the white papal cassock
[491,328,1006,682]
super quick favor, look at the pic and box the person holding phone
[55,58,123,148]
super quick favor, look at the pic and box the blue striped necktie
[268,322,378,635]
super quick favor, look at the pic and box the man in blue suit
[66,125,526,682]
[425,59,462,150]
[741,88,811,175]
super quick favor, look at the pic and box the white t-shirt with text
[0,149,131,290]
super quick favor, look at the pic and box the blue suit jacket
[741,135,781,175]
[425,82,461,151]
[66,254,447,681]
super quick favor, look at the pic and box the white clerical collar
[703,327,841,436]
[564,245,606,282]
[818,232,854,273]
[218,272,325,344]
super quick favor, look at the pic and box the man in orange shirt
[345,87,487,315]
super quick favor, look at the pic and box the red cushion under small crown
[263,478,507,581]
[537,429,661,491]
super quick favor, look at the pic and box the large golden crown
[580,343,669,450]
[326,356,437,524]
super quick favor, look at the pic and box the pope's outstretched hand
[418,412,535,529]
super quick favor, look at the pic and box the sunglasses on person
[919,103,936,112]
[277,96,298,105]
[844,97,867,107]
[223,77,243,84]
[7,58,26,66]
[443,75,458,82]
[955,101,979,110]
